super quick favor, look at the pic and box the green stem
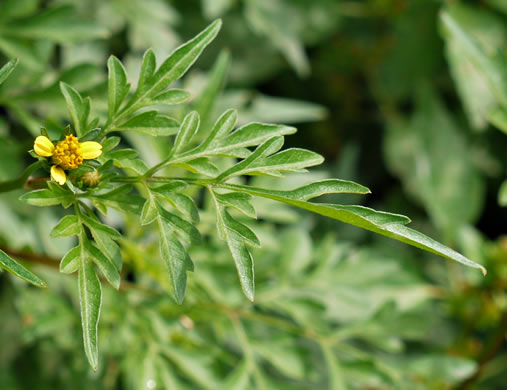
[0,161,45,193]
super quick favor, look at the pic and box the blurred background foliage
[0,0,506,389]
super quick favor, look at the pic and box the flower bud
[81,171,100,187]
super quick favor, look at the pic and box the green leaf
[60,82,86,137]
[158,206,201,245]
[0,249,47,288]
[224,228,255,301]
[60,246,80,274]
[50,215,80,237]
[152,89,191,105]
[20,189,73,207]
[128,19,222,109]
[216,136,285,181]
[157,216,194,304]
[107,55,130,119]
[211,192,255,301]
[215,192,257,219]
[112,111,179,136]
[223,210,260,247]
[101,136,121,153]
[3,5,109,43]
[84,240,120,289]
[440,4,507,130]
[79,257,102,371]
[259,148,324,173]
[80,214,121,240]
[141,195,158,225]
[160,192,200,223]
[137,48,157,95]
[89,228,122,272]
[222,123,296,152]
[149,181,189,195]
[197,109,238,152]
[171,111,200,157]
[219,182,487,275]
[384,89,485,237]
[173,158,219,176]
[0,58,18,85]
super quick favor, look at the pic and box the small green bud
[81,171,100,187]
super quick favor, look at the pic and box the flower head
[33,135,102,185]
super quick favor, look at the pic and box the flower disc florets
[51,135,84,170]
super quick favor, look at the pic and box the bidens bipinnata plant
[0,19,486,370]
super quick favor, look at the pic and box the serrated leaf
[20,189,73,207]
[158,217,194,304]
[0,249,47,288]
[152,89,191,105]
[128,19,222,109]
[84,240,120,289]
[60,82,86,137]
[50,215,80,237]
[60,246,80,274]
[171,111,200,157]
[107,55,129,119]
[79,257,102,371]
[113,111,179,136]
[0,58,18,85]
[221,182,486,275]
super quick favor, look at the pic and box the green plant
[0,19,487,377]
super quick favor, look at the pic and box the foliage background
[0,0,506,389]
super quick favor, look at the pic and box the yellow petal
[79,141,102,159]
[34,136,55,157]
[50,165,66,185]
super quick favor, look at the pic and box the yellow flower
[33,135,102,185]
